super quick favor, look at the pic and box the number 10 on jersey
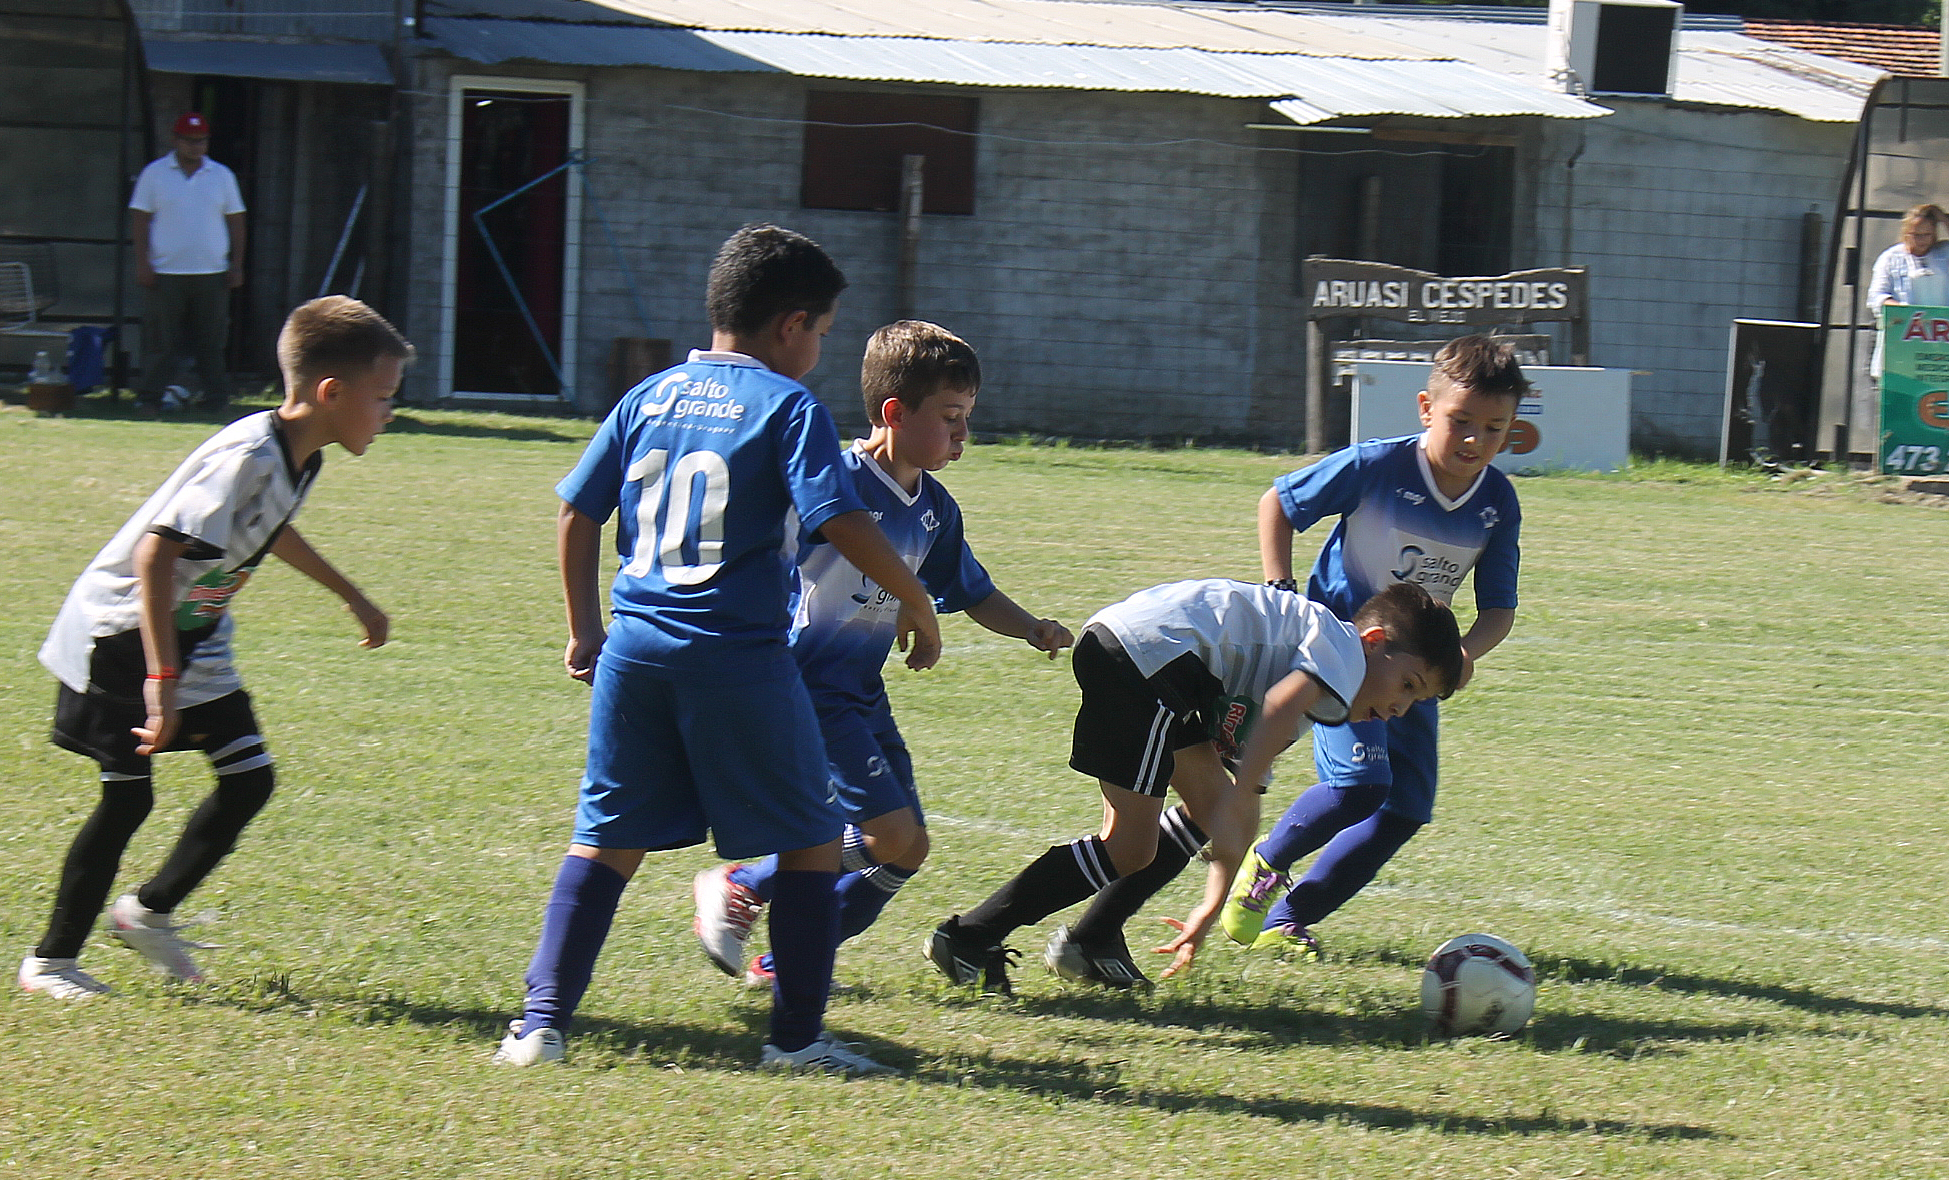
[623,449,731,585]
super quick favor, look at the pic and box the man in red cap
[128,112,246,410]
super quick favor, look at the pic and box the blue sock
[1267,811,1422,930]
[519,856,629,1033]
[730,856,780,903]
[766,868,840,1053]
[836,861,917,943]
[732,828,868,904]
[1257,781,1389,872]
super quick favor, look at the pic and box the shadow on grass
[190,976,1720,1139]
[384,413,586,443]
[1356,945,1949,1022]
[1003,987,1784,1059]
[920,1051,1721,1139]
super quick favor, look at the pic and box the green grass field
[4,402,1949,1178]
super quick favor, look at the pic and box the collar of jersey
[852,440,924,507]
[1414,434,1486,512]
[686,349,764,368]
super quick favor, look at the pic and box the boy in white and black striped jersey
[925,578,1463,995]
[21,296,407,1000]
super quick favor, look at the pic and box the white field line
[930,812,1949,953]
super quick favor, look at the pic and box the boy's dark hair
[277,296,413,386]
[861,320,981,426]
[706,223,848,336]
[1350,582,1466,699]
[1429,335,1529,403]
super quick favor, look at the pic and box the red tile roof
[1741,18,1941,77]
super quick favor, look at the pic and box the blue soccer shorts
[574,649,843,860]
[821,708,924,827]
[1311,696,1441,824]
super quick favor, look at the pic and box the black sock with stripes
[955,836,1120,943]
[1070,805,1208,945]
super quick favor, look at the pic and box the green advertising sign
[1881,304,1949,474]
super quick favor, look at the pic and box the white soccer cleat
[693,864,764,977]
[107,894,209,981]
[758,1033,899,1077]
[19,955,111,1000]
[492,1019,566,1066]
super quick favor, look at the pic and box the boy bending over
[23,296,406,999]
[1056,335,1524,980]
[495,226,940,1076]
[694,320,1072,987]
[926,579,1462,995]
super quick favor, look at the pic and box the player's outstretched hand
[1026,618,1074,660]
[1153,914,1213,979]
[349,597,390,649]
[564,633,605,683]
[896,603,942,672]
[133,677,179,756]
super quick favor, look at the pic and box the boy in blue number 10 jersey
[693,320,1073,988]
[495,225,942,1076]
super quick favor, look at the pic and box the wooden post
[1306,320,1326,453]
[896,154,924,321]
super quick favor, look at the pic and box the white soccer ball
[1420,932,1536,1037]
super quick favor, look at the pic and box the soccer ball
[1420,932,1536,1037]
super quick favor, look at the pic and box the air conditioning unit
[1547,0,1682,97]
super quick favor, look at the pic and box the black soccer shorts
[51,628,264,777]
[1068,623,1222,798]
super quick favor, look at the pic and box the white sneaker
[107,894,209,981]
[19,955,110,1000]
[693,864,764,977]
[758,1033,899,1077]
[491,1019,566,1066]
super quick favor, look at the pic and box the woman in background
[1866,203,1949,377]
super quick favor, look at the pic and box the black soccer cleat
[1043,924,1154,991]
[924,918,1020,997]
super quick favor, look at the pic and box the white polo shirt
[129,154,246,275]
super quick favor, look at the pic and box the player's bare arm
[132,530,189,755]
[819,509,942,670]
[1454,606,1515,693]
[270,526,388,648]
[1153,742,1262,977]
[965,588,1073,658]
[557,501,606,683]
[1258,487,1297,582]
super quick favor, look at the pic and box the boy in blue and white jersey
[694,320,1073,987]
[1050,335,1525,982]
[495,226,943,1077]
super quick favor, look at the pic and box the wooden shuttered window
[801,91,977,215]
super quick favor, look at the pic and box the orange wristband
[147,668,178,681]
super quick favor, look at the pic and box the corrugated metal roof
[143,37,395,85]
[426,0,1873,124]
[578,0,1434,57]
[426,18,1609,120]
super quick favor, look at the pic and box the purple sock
[519,856,629,1033]
[1267,811,1421,930]
[730,856,780,902]
[766,868,840,1053]
[1257,781,1389,872]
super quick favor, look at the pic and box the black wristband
[1266,578,1299,592]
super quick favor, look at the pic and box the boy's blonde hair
[277,296,413,390]
[861,320,980,427]
[1428,335,1528,405]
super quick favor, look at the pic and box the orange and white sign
[1348,361,1631,473]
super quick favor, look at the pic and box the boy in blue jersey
[494,225,943,1076]
[1046,336,1525,982]
[693,320,1074,987]
[1042,336,1525,982]
[927,579,1464,996]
